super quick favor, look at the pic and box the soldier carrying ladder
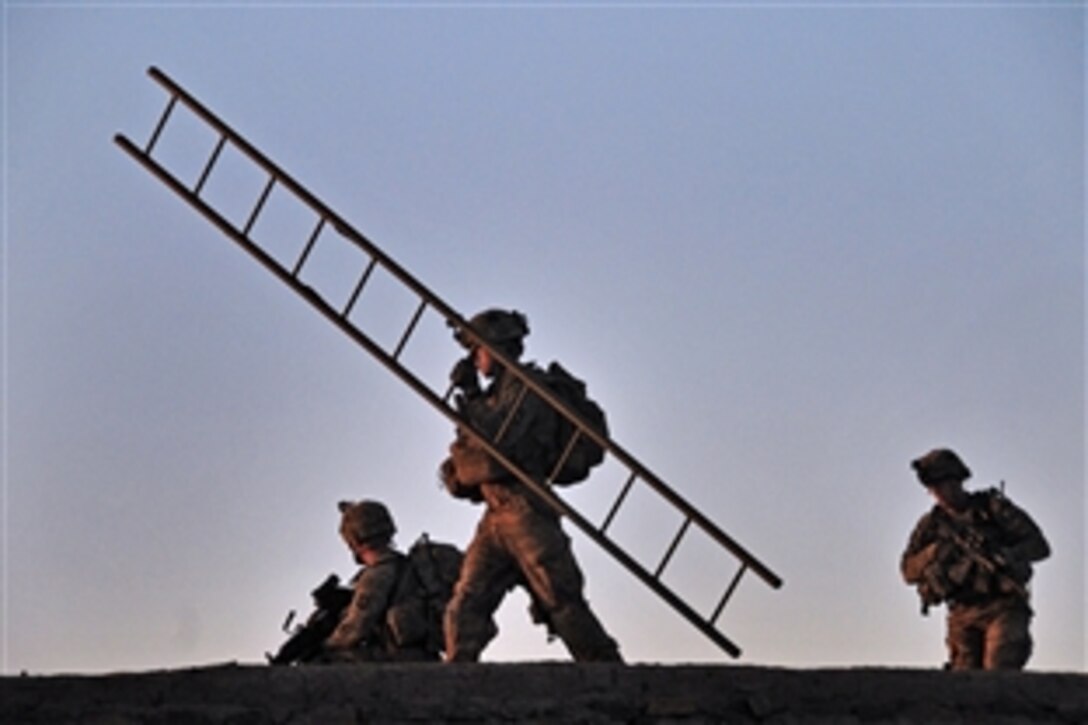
[115,66,783,660]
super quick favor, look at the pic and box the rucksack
[388,535,464,654]
[539,361,608,485]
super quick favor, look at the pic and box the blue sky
[4,2,1085,673]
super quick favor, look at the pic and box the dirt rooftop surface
[2,662,1086,724]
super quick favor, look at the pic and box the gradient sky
[4,2,1085,674]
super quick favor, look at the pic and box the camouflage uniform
[443,310,621,663]
[900,449,1050,670]
[324,501,439,663]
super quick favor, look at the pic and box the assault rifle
[267,574,353,665]
[933,514,1029,601]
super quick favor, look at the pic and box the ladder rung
[392,300,427,361]
[546,427,582,484]
[194,135,227,196]
[601,472,636,534]
[654,516,692,579]
[342,256,378,318]
[244,176,276,236]
[146,94,178,155]
[493,383,529,446]
[293,218,325,277]
[710,563,748,625]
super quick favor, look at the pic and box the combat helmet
[911,448,972,486]
[454,309,529,350]
[338,499,396,546]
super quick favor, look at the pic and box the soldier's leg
[444,517,518,662]
[504,508,622,662]
[945,607,984,670]
[983,603,1033,670]
[547,603,623,662]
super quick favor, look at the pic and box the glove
[450,356,480,394]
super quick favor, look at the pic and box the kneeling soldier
[323,500,440,663]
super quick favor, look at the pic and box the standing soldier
[323,499,440,662]
[441,308,622,662]
[900,448,1050,670]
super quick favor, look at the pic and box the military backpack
[539,361,608,485]
[387,535,464,654]
[444,361,609,490]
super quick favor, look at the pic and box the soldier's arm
[993,496,1050,565]
[900,513,940,584]
[324,561,400,650]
